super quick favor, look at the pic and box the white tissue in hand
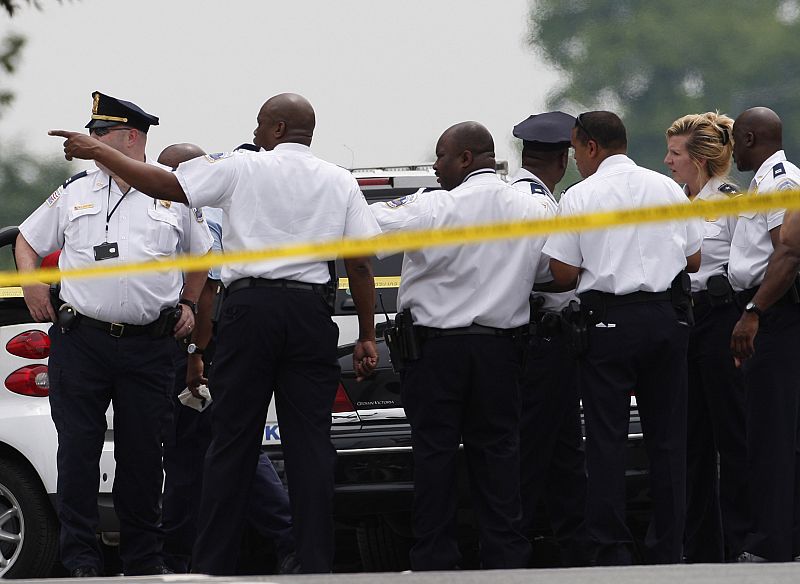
[178,384,212,412]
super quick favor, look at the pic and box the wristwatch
[744,301,763,317]
[187,343,205,356]
[178,298,198,315]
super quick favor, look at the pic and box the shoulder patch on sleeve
[193,207,205,223]
[46,187,63,207]
[773,163,786,178]
[204,152,233,163]
[718,182,737,195]
[61,170,88,189]
[776,178,799,191]
[385,193,419,208]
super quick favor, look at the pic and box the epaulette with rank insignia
[62,170,88,189]
[773,163,786,178]
[512,178,549,197]
[717,182,737,195]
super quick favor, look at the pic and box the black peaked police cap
[513,111,575,151]
[85,91,159,133]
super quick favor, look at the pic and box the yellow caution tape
[339,276,401,290]
[2,189,800,288]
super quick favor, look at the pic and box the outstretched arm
[49,130,187,203]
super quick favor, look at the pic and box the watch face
[187,343,197,354]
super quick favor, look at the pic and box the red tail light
[5,365,50,397]
[6,330,51,359]
[333,382,356,413]
[356,178,391,187]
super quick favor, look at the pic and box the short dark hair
[574,111,627,151]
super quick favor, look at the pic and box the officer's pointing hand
[48,130,99,162]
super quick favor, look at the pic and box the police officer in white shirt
[663,112,748,563]
[50,93,381,574]
[509,112,590,566]
[16,92,212,577]
[370,121,549,570]
[727,107,800,563]
[543,111,703,565]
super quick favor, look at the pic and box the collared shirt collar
[273,142,312,154]
[693,176,727,202]
[594,154,635,176]
[509,167,556,203]
[750,150,787,190]
[461,168,497,185]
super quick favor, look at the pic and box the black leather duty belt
[227,277,328,295]
[579,289,670,308]
[79,314,159,338]
[416,323,525,339]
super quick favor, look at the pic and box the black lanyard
[105,178,129,242]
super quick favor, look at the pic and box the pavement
[18,563,800,584]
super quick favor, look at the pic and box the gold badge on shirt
[159,200,172,209]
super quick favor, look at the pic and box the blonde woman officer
[664,112,748,563]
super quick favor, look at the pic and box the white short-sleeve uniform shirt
[728,150,800,292]
[19,165,213,324]
[543,155,703,295]
[687,177,738,293]
[175,143,381,286]
[370,169,550,329]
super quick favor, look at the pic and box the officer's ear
[743,131,756,148]
[274,121,287,139]
[460,149,474,169]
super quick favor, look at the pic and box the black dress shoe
[70,566,98,578]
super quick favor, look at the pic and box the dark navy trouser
[162,352,294,572]
[192,287,339,575]
[740,303,800,561]
[519,331,589,566]
[402,334,531,571]
[48,324,174,574]
[684,300,748,562]
[579,301,689,565]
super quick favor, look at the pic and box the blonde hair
[666,111,734,181]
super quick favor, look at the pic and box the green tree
[0,143,73,227]
[529,0,800,174]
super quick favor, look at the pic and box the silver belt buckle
[110,323,125,338]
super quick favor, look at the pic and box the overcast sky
[0,0,560,172]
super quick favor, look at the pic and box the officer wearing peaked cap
[48,93,381,575]
[509,111,591,566]
[16,91,212,577]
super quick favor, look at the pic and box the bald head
[253,93,316,150]
[157,143,206,169]
[433,122,496,190]
[733,107,784,172]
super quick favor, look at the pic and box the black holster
[561,300,588,357]
[57,303,79,332]
[670,271,695,326]
[384,308,422,374]
[705,274,734,307]
[150,306,183,338]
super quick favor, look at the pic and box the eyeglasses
[575,113,595,144]
[89,126,133,137]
